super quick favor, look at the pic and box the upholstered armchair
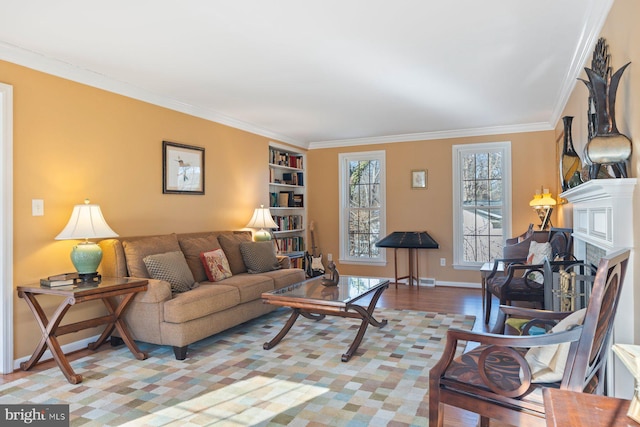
[484,228,573,324]
[429,249,630,427]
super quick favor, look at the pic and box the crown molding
[548,0,614,128]
[308,121,553,150]
[0,41,307,149]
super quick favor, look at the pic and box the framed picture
[163,141,205,194]
[411,169,427,189]
[293,194,304,207]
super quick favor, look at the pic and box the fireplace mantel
[561,177,636,398]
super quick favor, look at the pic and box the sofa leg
[110,336,124,347]
[173,346,188,360]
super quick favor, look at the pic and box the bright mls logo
[1,405,68,426]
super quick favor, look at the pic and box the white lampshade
[55,200,119,240]
[245,205,279,241]
[55,199,118,278]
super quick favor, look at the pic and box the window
[452,142,511,268]
[339,151,386,265]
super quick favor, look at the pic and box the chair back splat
[429,249,630,427]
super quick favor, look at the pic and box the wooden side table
[543,388,639,427]
[17,277,148,384]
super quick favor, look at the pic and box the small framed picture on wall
[163,141,205,194]
[411,169,427,189]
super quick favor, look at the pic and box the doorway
[0,82,14,374]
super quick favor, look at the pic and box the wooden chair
[429,248,630,427]
[484,228,573,324]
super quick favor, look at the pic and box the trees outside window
[453,142,511,268]
[339,151,386,265]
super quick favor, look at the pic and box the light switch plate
[32,199,44,216]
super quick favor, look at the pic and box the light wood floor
[2,284,511,426]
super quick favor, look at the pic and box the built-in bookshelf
[269,144,306,257]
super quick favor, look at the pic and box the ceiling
[0,0,613,149]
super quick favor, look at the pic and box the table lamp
[529,188,556,230]
[246,205,279,241]
[55,199,118,282]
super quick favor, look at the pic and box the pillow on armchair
[526,241,552,283]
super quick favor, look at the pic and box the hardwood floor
[3,284,511,426]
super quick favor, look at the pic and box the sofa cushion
[217,274,275,303]
[178,234,222,282]
[200,249,233,282]
[258,268,306,290]
[163,283,240,323]
[218,233,252,275]
[164,282,240,323]
[143,251,198,294]
[122,234,181,277]
[239,241,281,274]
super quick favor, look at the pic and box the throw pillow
[143,251,198,294]
[218,232,253,275]
[526,241,552,283]
[122,234,181,278]
[239,241,281,274]
[179,234,222,282]
[200,249,233,282]
[523,308,587,383]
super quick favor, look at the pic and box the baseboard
[13,334,101,371]
[435,280,481,289]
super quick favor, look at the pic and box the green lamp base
[71,241,103,275]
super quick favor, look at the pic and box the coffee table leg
[264,308,301,350]
[342,284,389,361]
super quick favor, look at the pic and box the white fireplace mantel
[561,177,636,398]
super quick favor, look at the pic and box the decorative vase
[579,38,632,179]
[559,116,581,191]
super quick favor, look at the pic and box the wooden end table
[262,275,389,362]
[17,277,149,384]
[543,388,640,427]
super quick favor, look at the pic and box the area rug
[1,308,475,426]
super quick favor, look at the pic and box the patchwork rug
[1,308,475,426]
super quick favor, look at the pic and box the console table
[17,277,148,384]
[376,231,439,288]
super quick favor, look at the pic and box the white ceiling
[0,0,613,149]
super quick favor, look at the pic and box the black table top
[375,231,439,249]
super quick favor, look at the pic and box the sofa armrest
[277,256,291,269]
[127,277,173,303]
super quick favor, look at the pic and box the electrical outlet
[327,253,333,261]
[440,258,446,267]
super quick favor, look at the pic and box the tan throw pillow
[122,234,181,277]
[179,234,222,282]
[143,251,198,294]
[524,308,587,383]
[526,241,552,283]
[200,249,233,282]
[239,241,281,274]
[218,232,252,275]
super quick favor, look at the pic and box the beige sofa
[99,230,305,360]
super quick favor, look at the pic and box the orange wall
[2,59,296,358]
[306,130,558,285]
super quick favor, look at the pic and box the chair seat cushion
[442,345,553,407]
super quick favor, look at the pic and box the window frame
[452,141,512,269]
[338,150,386,266]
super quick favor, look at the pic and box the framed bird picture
[162,141,205,194]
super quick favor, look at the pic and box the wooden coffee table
[261,275,389,362]
[17,277,149,384]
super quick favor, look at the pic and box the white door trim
[0,82,14,374]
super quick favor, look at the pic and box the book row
[272,215,303,231]
[269,148,303,169]
[275,236,305,254]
